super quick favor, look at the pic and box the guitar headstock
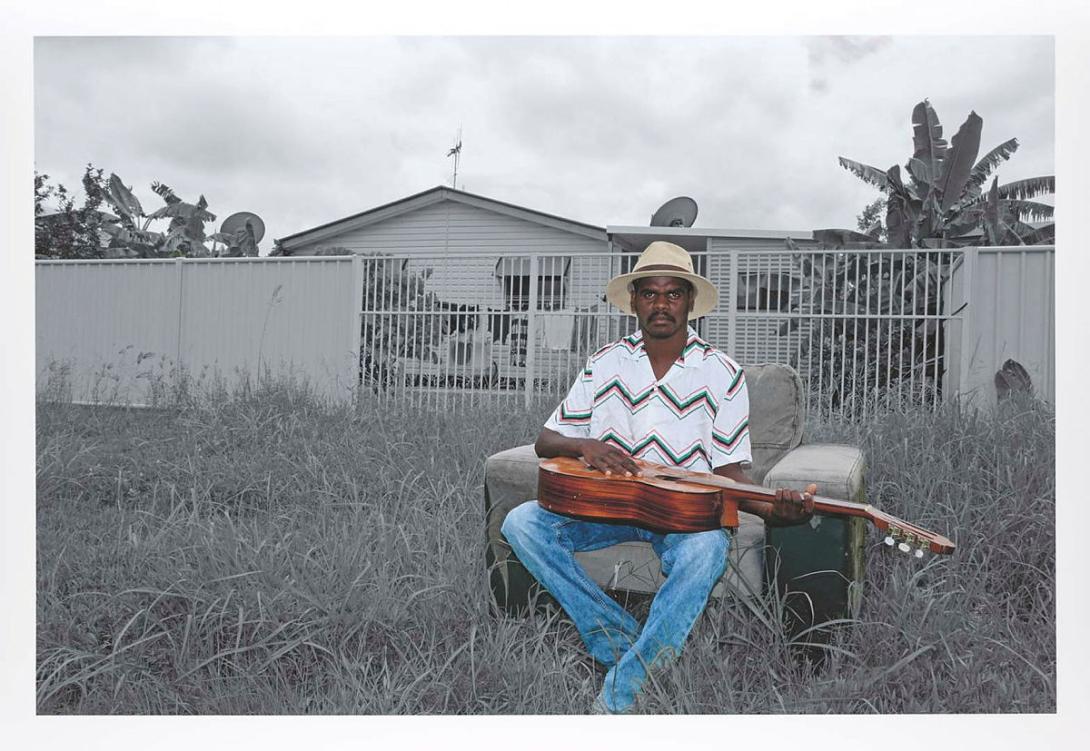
[870,508,956,556]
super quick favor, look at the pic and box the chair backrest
[743,363,805,483]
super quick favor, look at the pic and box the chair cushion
[744,363,806,484]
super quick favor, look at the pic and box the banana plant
[97,173,217,258]
[836,100,1054,248]
[780,100,1054,412]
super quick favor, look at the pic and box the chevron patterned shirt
[544,327,752,472]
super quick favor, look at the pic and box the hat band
[633,263,692,274]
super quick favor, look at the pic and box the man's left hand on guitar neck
[714,463,816,526]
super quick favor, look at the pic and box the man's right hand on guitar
[578,439,641,477]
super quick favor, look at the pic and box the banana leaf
[151,181,181,205]
[106,173,144,223]
[1023,223,1055,245]
[967,138,1019,190]
[938,111,982,213]
[838,157,890,191]
[997,176,1055,201]
[911,100,947,178]
[983,178,1003,246]
[919,192,944,238]
[944,207,985,238]
[1001,199,1054,223]
[148,201,216,223]
[906,158,934,197]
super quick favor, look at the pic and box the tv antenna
[650,196,699,228]
[447,126,463,190]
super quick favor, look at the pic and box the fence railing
[353,247,1002,420]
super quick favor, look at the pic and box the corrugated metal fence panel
[36,260,182,403]
[946,246,1055,409]
[36,257,359,404]
[178,258,358,398]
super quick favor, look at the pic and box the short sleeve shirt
[544,327,752,472]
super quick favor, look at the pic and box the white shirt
[544,327,752,472]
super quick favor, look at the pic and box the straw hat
[605,241,718,318]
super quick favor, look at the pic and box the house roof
[607,225,817,253]
[277,185,607,250]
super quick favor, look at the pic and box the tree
[833,99,1054,248]
[35,165,112,259]
[855,197,887,243]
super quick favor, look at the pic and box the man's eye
[668,290,682,299]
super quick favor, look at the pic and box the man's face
[630,276,694,340]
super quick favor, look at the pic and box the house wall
[290,199,609,308]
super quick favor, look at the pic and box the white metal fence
[36,245,1054,418]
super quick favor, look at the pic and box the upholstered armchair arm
[483,444,543,611]
[762,443,866,503]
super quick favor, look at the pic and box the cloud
[805,35,892,94]
[32,36,1054,249]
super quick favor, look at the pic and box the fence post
[956,245,977,404]
[174,256,185,371]
[525,254,539,409]
[349,254,365,401]
[726,248,738,356]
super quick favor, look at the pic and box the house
[275,186,819,384]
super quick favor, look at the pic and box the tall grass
[36,381,1054,714]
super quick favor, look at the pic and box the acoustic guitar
[537,456,955,556]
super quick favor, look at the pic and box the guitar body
[537,457,739,532]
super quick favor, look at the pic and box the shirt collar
[625,326,703,367]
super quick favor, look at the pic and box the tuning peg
[897,542,911,554]
[914,548,925,558]
[884,536,895,547]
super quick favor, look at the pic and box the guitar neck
[648,467,872,518]
[642,463,955,554]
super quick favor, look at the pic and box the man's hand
[770,483,817,525]
[535,429,641,477]
[579,439,641,477]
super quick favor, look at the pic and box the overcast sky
[33,35,1054,252]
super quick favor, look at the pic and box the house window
[503,275,566,311]
[495,256,571,312]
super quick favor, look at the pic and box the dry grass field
[35,380,1055,714]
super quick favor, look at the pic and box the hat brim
[605,270,718,319]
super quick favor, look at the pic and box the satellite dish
[650,196,698,228]
[220,211,266,244]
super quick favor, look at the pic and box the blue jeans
[501,501,730,713]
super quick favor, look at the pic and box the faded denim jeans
[501,500,730,713]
